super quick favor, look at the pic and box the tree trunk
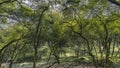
[9,61,13,68]
[0,63,1,68]
[54,54,60,64]
[33,46,37,68]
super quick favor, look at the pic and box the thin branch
[0,34,27,53]
[108,0,120,6]
[0,39,20,53]
[0,0,17,6]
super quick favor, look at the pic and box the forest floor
[2,62,120,68]
[38,63,120,68]
[39,63,103,68]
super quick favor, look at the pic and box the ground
[3,62,120,68]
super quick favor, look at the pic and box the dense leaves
[0,0,120,68]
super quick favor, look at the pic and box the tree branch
[0,0,17,6]
[0,34,27,53]
[108,0,120,6]
[0,39,20,53]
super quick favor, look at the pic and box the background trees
[0,0,120,68]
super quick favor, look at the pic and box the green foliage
[0,0,120,68]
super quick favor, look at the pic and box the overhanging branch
[0,39,20,53]
[0,34,27,53]
[0,0,17,6]
[108,0,120,6]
